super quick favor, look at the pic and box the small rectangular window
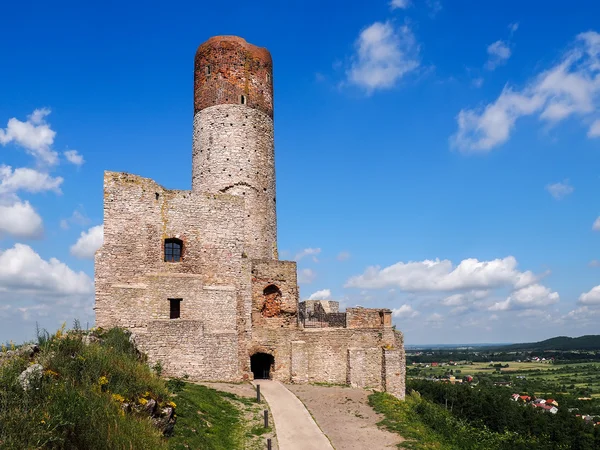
[169,298,182,319]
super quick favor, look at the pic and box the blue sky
[1,0,600,344]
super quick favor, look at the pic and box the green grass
[0,326,169,449]
[167,383,271,450]
[369,391,528,450]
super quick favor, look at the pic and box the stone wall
[192,105,277,260]
[348,348,383,390]
[251,327,399,385]
[299,300,340,314]
[194,36,273,118]
[251,260,298,329]
[346,307,390,329]
[383,349,406,400]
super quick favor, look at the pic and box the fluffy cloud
[345,256,537,291]
[347,21,420,92]
[297,268,316,284]
[486,40,511,70]
[0,243,92,296]
[392,304,419,318]
[308,289,332,300]
[0,109,58,165]
[390,0,410,9]
[0,201,43,239]
[60,208,90,230]
[578,285,600,305]
[64,150,84,166]
[441,290,489,306]
[451,31,600,152]
[294,247,321,262]
[593,217,600,231]
[489,284,559,311]
[545,179,574,200]
[0,165,63,195]
[70,225,104,259]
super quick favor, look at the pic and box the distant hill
[498,335,600,351]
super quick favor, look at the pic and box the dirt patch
[287,385,403,450]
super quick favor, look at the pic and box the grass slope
[167,382,270,450]
[496,335,600,351]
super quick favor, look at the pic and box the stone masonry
[94,35,405,399]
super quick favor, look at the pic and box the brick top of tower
[194,36,273,118]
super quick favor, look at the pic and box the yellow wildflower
[55,322,66,339]
[40,420,46,424]
[119,409,125,417]
[112,394,125,403]
[138,397,148,405]
[167,401,176,408]
[44,369,59,378]
[98,376,109,386]
[143,391,151,398]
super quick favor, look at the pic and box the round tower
[192,36,277,260]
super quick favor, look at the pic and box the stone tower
[192,36,277,260]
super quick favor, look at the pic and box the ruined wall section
[252,327,400,385]
[346,307,392,329]
[250,260,298,329]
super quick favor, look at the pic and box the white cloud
[452,31,600,152]
[295,247,321,262]
[347,21,420,92]
[589,119,600,137]
[593,217,600,231]
[0,165,63,195]
[297,268,316,284]
[441,290,489,306]
[0,243,92,296]
[579,285,600,305]
[308,289,332,300]
[0,201,43,239]
[489,284,559,311]
[545,179,574,200]
[337,251,351,261]
[392,304,419,318]
[390,0,410,9]
[425,312,444,326]
[64,150,84,166]
[345,256,537,291]
[486,40,512,70]
[509,22,519,34]
[0,109,58,165]
[70,225,104,259]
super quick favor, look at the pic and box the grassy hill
[498,335,600,351]
[0,324,271,449]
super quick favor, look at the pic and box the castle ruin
[94,36,405,398]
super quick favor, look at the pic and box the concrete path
[254,380,334,450]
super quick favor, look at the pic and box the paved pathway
[254,380,334,450]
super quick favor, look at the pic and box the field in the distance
[408,361,600,398]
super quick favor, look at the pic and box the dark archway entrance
[251,353,274,379]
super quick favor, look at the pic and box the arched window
[205,65,211,76]
[240,94,246,105]
[164,238,183,262]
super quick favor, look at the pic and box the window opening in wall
[262,284,282,318]
[266,73,271,83]
[251,353,274,379]
[169,298,182,319]
[240,95,246,105]
[205,65,211,75]
[164,238,183,262]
